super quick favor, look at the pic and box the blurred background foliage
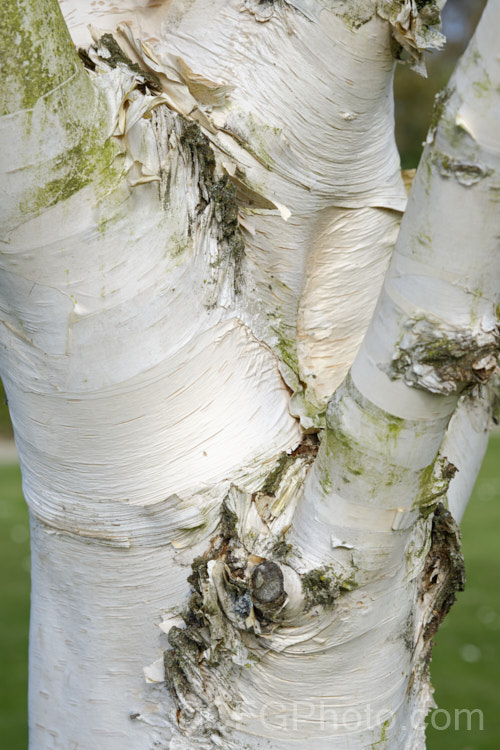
[0,379,12,436]
[395,0,487,167]
[0,2,497,749]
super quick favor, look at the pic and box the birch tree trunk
[1,0,499,748]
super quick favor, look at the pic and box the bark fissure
[162,455,360,745]
[406,503,466,701]
[390,314,500,395]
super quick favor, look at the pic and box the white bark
[0,0,499,748]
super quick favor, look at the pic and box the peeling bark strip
[74,31,247,305]
[96,33,162,91]
[391,315,500,395]
[377,0,445,74]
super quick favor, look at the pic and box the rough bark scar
[418,503,466,662]
[161,435,359,745]
[391,315,499,395]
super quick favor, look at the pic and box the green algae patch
[302,565,358,611]
[322,425,365,484]
[301,567,338,610]
[268,317,300,379]
[1,0,82,115]
[371,717,391,748]
[338,0,374,30]
[20,135,124,216]
[3,2,125,223]
[386,414,405,439]
[428,87,453,139]
[416,456,458,518]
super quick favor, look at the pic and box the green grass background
[0,464,30,749]
[1,437,499,748]
[0,380,12,437]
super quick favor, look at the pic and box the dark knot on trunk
[251,560,286,617]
